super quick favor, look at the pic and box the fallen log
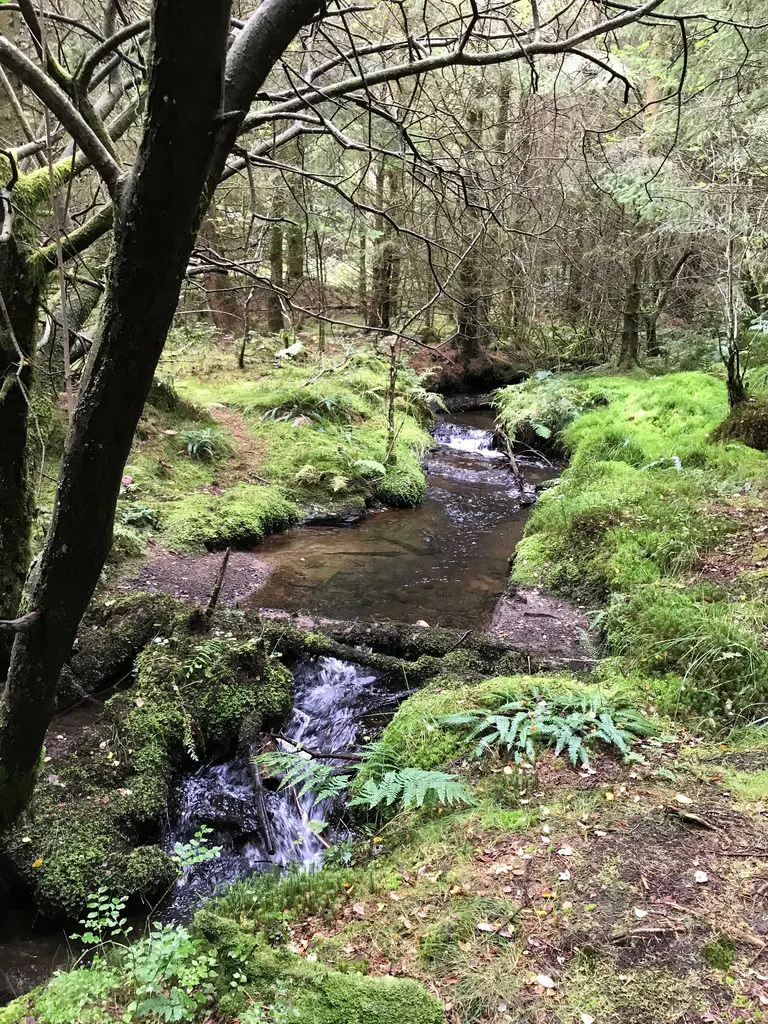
[255,609,593,674]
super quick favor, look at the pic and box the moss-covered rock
[196,910,444,1023]
[712,396,768,451]
[58,592,187,706]
[161,482,300,552]
[4,623,293,918]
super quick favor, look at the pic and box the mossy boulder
[57,592,187,707]
[196,910,444,1023]
[711,396,768,451]
[161,482,300,552]
[4,623,293,919]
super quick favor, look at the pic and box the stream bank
[7,371,768,1023]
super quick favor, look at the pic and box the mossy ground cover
[497,371,768,721]
[111,350,433,561]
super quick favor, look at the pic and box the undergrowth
[497,370,768,719]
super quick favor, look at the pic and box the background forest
[3,2,768,1023]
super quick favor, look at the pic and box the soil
[121,546,273,605]
[691,499,768,585]
[489,586,591,662]
[282,740,768,1023]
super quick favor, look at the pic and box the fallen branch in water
[273,733,364,762]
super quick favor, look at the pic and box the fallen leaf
[31,857,43,869]
[534,974,557,989]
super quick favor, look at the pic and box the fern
[350,768,475,811]
[257,752,475,812]
[257,751,352,807]
[441,688,654,767]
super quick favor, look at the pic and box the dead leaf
[533,974,557,989]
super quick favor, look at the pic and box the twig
[204,547,231,621]
[248,746,276,856]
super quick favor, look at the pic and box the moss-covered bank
[2,601,293,918]
[113,352,434,559]
[496,371,768,719]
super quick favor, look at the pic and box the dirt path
[489,586,590,663]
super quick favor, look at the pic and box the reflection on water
[247,410,557,628]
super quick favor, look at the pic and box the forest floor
[5,365,768,1024]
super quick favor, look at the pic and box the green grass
[177,352,433,510]
[497,370,768,720]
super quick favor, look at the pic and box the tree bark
[0,0,322,829]
[266,195,284,334]
[618,253,643,369]
[0,240,39,630]
[200,209,244,336]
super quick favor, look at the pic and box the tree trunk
[0,0,322,829]
[199,209,243,336]
[618,254,643,369]
[285,220,305,287]
[0,240,39,632]
[266,196,284,334]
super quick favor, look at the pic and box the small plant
[258,752,475,812]
[178,426,229,461]
[441,689,654,766]
[117,501,161,530]
[125,922,219,1023]
[257,751,352,807]
[350,767,475,810]
[172,825,222,869]
[70,886,132,947]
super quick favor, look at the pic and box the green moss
[195,913,444,1024]
[722,768,768,800]
[161,483,300,552]
[606,584,768,717]
[176,353,433,511]
[702,934,735,970]
[0,967,118,1024]
[6,625,294,918]
[57,592,186,706]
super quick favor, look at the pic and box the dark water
[247,410,555,628]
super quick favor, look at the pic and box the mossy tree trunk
[0,0,322,831]
[0,239,40,642]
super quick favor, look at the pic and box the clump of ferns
[257,750,475,813]
[441,688,655,767]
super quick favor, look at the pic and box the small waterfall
[432,420,504,458]
[165,657,397,913]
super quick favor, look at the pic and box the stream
[0,404,555,1001]
[167,406,555,908]
[249,409,555,628]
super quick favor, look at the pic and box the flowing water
[247,410,556,628]
[166,657,407,915]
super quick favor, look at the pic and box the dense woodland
[3,1,768,1022]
